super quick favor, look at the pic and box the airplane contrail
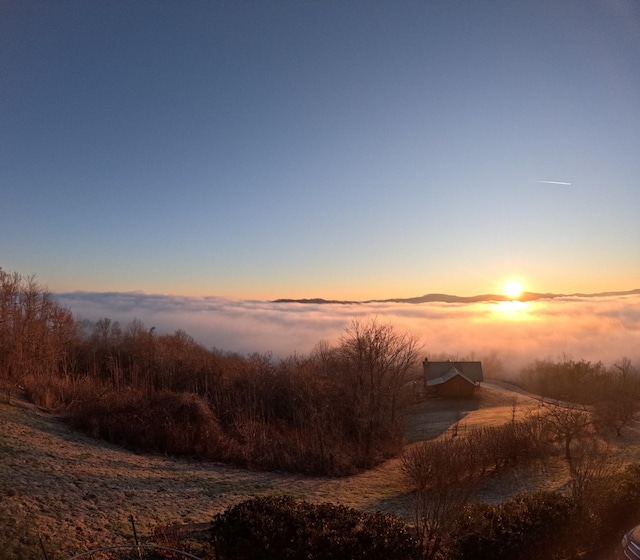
[537,180,572,186]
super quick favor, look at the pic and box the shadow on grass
[405,395,482,443]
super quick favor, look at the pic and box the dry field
[2,382,640,559]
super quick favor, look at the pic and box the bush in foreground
[181,466,640,560]
[210,496,425,560]
[446,491,583,560]
[583,463,640,544]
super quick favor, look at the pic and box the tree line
[0,268,421,475]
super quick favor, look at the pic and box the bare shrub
[466,414,549,475]
[402,436,483,558]
[0,378,19,404]
[22,373,105,411]
[568,435,620,503]
[594,395,640,437]
[65,388,237,460]
[540,401,592,465]
[518,409,550,452]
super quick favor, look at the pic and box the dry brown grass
[2,382,639,559]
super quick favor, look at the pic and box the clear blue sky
[2,1,639,300]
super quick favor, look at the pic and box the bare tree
[541,401,592,466]
[594,397,639,437]
[613,357,637,381]
[593,358,640,436]
[0,269,78,387]
[337,318,421,462]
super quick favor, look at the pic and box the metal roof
[425,366,479,387]
[423,360,484,383]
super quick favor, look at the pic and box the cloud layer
[56,292,640,372]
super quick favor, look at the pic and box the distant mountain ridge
[273,289,640,305]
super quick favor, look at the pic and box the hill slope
[4,384,637,558]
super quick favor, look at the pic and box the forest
[0,268,421,476]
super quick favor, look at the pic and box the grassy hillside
[4,383,640,558]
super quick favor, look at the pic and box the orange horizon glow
[494,299,531,319]
[503,280,524,300]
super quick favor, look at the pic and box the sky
[2,1,639,302]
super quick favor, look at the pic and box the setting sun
[504,280,523,300]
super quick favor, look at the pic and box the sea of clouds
[55,292,640,373]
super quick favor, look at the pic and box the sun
[503,280,523,300]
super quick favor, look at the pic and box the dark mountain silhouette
[273,289,640,305]
[273,298,361,305]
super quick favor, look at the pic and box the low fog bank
[56,292,640,373]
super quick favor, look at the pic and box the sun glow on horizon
[495,299,529,316]
[503,280,524,300]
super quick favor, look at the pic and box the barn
[423,359,484,398]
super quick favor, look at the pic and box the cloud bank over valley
[55,291,640,372]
